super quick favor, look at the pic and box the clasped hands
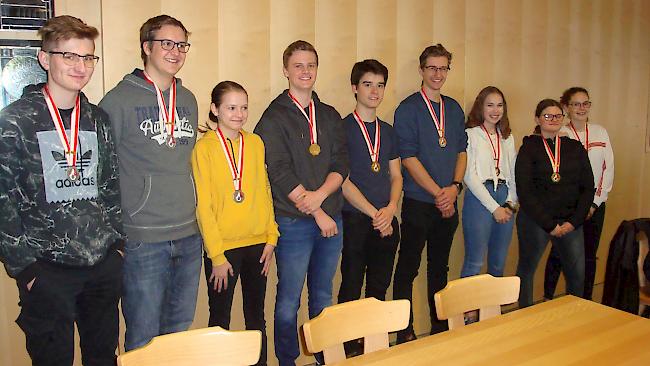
[295,190,338,237]
[434,185,458,218]
[550,222,575,237]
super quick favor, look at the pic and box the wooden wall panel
[1,1,649,365]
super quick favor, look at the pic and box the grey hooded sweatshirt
[99,69,199,243]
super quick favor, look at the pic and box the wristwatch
[451,181,463,193]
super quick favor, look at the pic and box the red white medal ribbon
[480,125,501,174]
[568,122,589,151]
[43,86,80,168]
[541,135,561,176]
[143,71,177,141]
[288,92,317,145]
[353,111,380,164]
[216,128,244,193]
[420,87,445,140]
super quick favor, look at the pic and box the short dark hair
[350,59,388,86]
[419,44,452,69]
[533,98,563,134]
[282,40,318,68]
[38,15,98,51]
[208,81,248,123]
[139,15,189,64]
[465,86,511,139]
[560,87,589,106]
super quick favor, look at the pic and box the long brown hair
[465,86,511,139]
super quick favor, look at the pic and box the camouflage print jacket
[0,84,123,281]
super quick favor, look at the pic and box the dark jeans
[393,197,458,337]
[15,251,123,366]
[338,211,399,303]
[516,211,585,308]
[204,244,268,366]
[544,203,606,300]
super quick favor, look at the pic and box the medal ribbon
[216,128,244,193]
[288,92,317,145]
[420,87,445,140]
[143,71,177,141]
[541,135,561,176]
[480,125,501,175]
[569,122,589,150]
[43,86,80,168]
[353,111,380,164]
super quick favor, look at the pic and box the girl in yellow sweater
[192,81,278,365]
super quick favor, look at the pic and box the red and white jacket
[560,122,614,207]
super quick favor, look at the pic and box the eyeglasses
[423,65,450,73]
[542,113,564,121]
[568,101,592,108]
[47,51,99,68]
[150,39,191,53]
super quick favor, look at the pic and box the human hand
[492,207,512,224]
[373,204,396,233]
[210,260,234,292]
[586,206,596,220]
[295,190,327,215]
[314,211,338,237]
[550,224,563,237]
[435,186,458,211]
[259,245,275,276]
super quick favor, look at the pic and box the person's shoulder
[588,123,609,135]
[398,91,421,107]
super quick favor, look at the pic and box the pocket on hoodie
[124,174,197,227]
[123,175,153,218]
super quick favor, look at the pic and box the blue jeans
[122,234,202,351]
[515,211,585,308]
[274,215,343,366]
[461,182,514,277]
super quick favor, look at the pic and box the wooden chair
[117,326,261,366]
[302,297,410,364]
[434,274,520,329]
[637,231,650,315]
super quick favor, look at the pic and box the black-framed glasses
[423,65,450,73]
[150,39,191,53]
[568,101,592,108]
[542,113,564,121]
[47,51,99,68]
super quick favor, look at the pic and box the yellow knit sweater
[191,130,279,265]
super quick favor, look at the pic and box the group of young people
[0,13,614,366]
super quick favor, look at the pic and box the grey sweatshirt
[99,70,199,243]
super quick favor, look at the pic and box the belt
[485,179,507,185]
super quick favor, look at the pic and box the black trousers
[337,211,399,303]
[544,202,606,300]
[392,197,458,336]
[15,251,123,366]
[204,244,268,366]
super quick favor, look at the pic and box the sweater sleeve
[254,110,301,198]
[0,117,38,279]
[259,139,279,246]
[394,102,419,159]
[595,130,614,206]
[569,146,595,228]
[463,132,500,213]
[95,108,124,239]
[506,137,518,204]
[98,92,124,146]
[191,141,226,265]
[515,139,556,232]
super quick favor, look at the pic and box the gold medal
[233,190,245,203]
[439,137,447,148]
[371,161,381,173]
[551,172,561,183]
[309,143,321,156]
[167,136,176,149]
[495,167,500,176]
[67,167,79,181]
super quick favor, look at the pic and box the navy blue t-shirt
[342,113,399,213]
[393,92,467,204]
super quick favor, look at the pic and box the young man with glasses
[392,44,467,342]
[0,16,124,365]
[254,40,348,366]
[99,15,200,351]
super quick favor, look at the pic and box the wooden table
[333,296,650,365]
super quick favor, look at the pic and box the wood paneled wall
[1,1,649,365]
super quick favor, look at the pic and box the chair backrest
[117,326,261,366]
[302,298,410,364]
[637,231,649,288]
[434,274,520,329]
